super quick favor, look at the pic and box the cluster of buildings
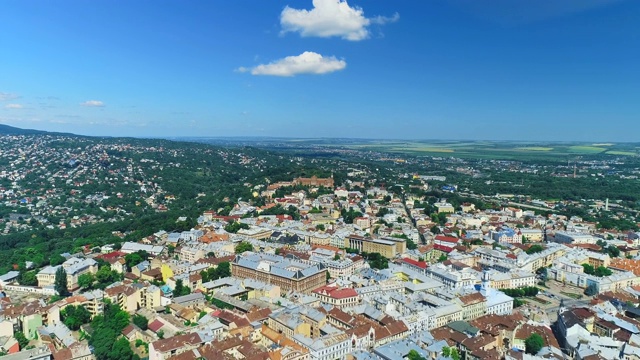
[1,172,640,359]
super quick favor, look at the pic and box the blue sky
[1,0,638,141]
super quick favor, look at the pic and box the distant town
[0,132,640,360]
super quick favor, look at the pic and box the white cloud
[81,100,105,107]
[4,104,23,109]
[371,12,400,25]
[280,0,398,41]
[237,51,346,77]
[0,92,19,101]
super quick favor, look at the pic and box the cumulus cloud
[0,92,19,101]
[4,104,23,109]
[280,0,398,41]
[237,51,346,77]
[81,100,105,107]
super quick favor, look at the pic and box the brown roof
[514,324,560,349]
[461,333,496,351]
[121,324,135,337]
[571,307,595,320]
[200,231,230,243]
[472,348,502,360]
[166,350,199,360]
[246,308,272,323]
[142,268,163,278]
[327,307,355,327]
[470,313,523,334]
[611,258,640,276]
[195,337,269,360]
[215,309,251,328]
[152,333,203,353]
[430,327,468,346]
[459,292,486,306]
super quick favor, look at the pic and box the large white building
[480,271,514,316]
[37,257,98,290]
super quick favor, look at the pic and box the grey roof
[0,346,51,360]
[0,271,20,282]
[234,252,324,279]
[173,292,205,305]
[374,339,429,360]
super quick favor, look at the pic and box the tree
[526,245,544,254]
[376,207,390,217]
[235,241,253,254]
[110,337,138,360]
[363,252,388,270]
[217,262,231,278]
[61,305,92,330]
[77,273,95,290]
[225,221,249,233]
[173,279,190,297]
[124,251,147,270]
[449,348,460,360]
[536,266,548,280]
[430,225,441,234]
[407,349,426,360]
[89,302,135,360]
[157,329,165,339]
[607,245,621,258]
[14,331,29,349]
[132,314,149,330]
[585,283,598,296]
[95,265,116,284]
[582,263,595,275]
[316,224,325,231]
[18,270,38,286]
[54,266,68,297]
[594,266,612,277]
[50,254,66,266]
[438,254,448,262]
[525,333,544,355]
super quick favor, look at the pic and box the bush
[132,314,148,330]
[525,333,544,354]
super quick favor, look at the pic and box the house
[149,332,206,360]
[37,257,98,290]
[312,285,360,308]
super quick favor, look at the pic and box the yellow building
[344,235,406,259]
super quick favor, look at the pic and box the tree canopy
[89,302,138,360]
[235,241,253,254]
[525,333,544,355]
[54,266,68,297]
[61,305,92,330]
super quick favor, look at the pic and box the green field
[312,140,640,161]
[568,145,606,154]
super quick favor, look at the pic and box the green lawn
[560,291,583,299]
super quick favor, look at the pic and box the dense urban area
[1,128,640,360]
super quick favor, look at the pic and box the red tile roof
[434,244,454,253]
[401,258,427,269]
[313,285,359,299]
[97,251,126,259]
[435,235,459,244]
[148,319,164,332]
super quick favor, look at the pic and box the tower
[558,298,567,315]
[481,270,491,296]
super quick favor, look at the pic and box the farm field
[313,140,640,160]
